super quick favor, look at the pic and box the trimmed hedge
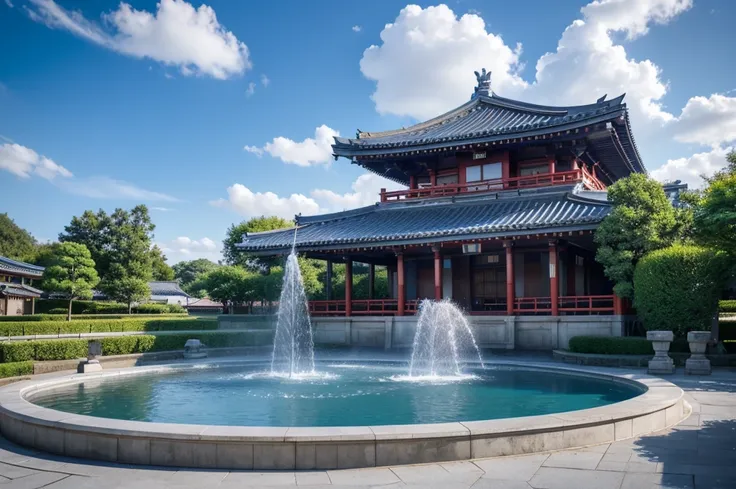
[568,336,654,355]
[0,332,274,362]
[0,314,189,323]
[0,361,34,378]
[720,300,736,313]
[0,318,218,336]
[634,245,726,337]
[35,300,187,315]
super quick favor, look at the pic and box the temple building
[237,71,647,348]
[0,256,44,316]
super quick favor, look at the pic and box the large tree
[202,266,257,313]
[594,173,679,299]
[692,151,736,255]
[42,242,100,321]
[59,205,160,308]
[173,258,220,290]
[0,213,37,262]
[150,245,175,281]
[223,216,294,270]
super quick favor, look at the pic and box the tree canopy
[692,151,736,255]
[223,216,294,270]
[0,213,37,262]
[173,259,220,289]
[203,266,258,311]
[150,245,175,281]
[42,242,100,321]
[594,173,679,299]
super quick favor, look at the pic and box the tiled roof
[332,93,644,181]
[0,283,43,298]
[237,186,611,254]
[0,256,45,279]
[148,281,190,297]
[186,298,223,309]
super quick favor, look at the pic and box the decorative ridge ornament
[472,68,492,99]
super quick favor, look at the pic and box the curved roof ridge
[0,256,45,272]
[489,93,626,115]
[296,204,379,225]
[245,226,298,237]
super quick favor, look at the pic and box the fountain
[408,299,485,378]
[270,240,315,377]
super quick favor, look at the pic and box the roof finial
[472,68,492,99]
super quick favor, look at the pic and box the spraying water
[270,231,315,377]
[408,299,484,378]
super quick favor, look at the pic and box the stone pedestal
[647,330,674,375]
[77,340,103,374]
[686,331,711,375]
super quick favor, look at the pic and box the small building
[185,297,224,315]
[0,256,44,316]
[148,281,191,306]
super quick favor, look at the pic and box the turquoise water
[30,363,643,427]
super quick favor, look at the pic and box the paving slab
[620,472,694,489]
[0,471,70,489]
[295,471,331,486]
[529,467,625,489]
[326,467,401,486]
[221,471,297,486]
[473,454,548,481]
[542,449,604,469]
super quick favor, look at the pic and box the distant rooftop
[0,256,45,279]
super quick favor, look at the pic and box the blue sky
[1,0,734,263]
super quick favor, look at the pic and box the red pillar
[345,259,352,317]
[433,246,442,301]
[504,241,514,315]
[429,169,437,187]
[548,156,556,174]
[613,294,624,315]
[549,240,559,316]
[409,175,416,190]
[397,253,405,316]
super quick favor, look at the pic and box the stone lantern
[646,331,674,375]
[685,331,711,375]
[77,340,103,374]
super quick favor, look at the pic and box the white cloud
[352,25,362,32]
[246,81,256,97]
[672,94,736,147]
[27,0,250,79]
[164,73,174,79]
[360,4,526,119]
[0,143,73,180]
[260,74,270,87]
[358,0,692,135]
[247,125,339,167]
[311,173,404,211]
[152,206,173,212]
[158,236,220,263]
[243,145,264,157]
[651,146,732,189]
[58,176,178,201]
[210,184,321,219]
[5,0,14,8]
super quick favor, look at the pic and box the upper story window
[437,173,458,185]
[466,162,502,182]
[519,162,549,177]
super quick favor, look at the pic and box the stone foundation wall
[218,314,624,350]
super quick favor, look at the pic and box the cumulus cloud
[5,0,14,8]
[246,125,339,167]
[360,4,526,119]
[672,94,736,147]
[651,146,732,189]
[0,143,73,180]
[358,1,692,130]
[311,173,404,211]
[260,74,270,87]
[352,25,362,32]
[27,0,250,79]
[158,236,220,263]
[210,184,321,219]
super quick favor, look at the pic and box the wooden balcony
[308,295,615,317]
[380,168,606,203]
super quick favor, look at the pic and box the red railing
[380,169,606,202]
[309,296,614,316]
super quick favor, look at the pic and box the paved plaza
[0,368,733,489]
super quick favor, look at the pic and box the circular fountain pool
[28,362,644,426]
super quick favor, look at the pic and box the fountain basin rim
[0,360,683,444]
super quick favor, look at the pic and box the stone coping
[0,359,688,470]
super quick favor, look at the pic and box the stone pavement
[0,370,733,489]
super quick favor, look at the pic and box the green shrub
[634,245,727,337]
[720,300,736,313]
[568,336,654,355]
[0,361,34,378]
[0,331,274,362]
[0,314,188,323]
[134,304,170,314]
[36,299,191,315]
[0,318,216,336]
[166,304,187,314]
[47,308,68,315]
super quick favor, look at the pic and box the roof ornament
[472,68,492,99]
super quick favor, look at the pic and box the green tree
[42,242,100,321]
[59,209,113,278]
[102,263,151,314]
[223,216,294,270]
[202,266,257,313]
[693,151,736,255]
[594,174,679,299]
[173,258,220,290]
[0,213,37,262]
[150,245,175,281]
